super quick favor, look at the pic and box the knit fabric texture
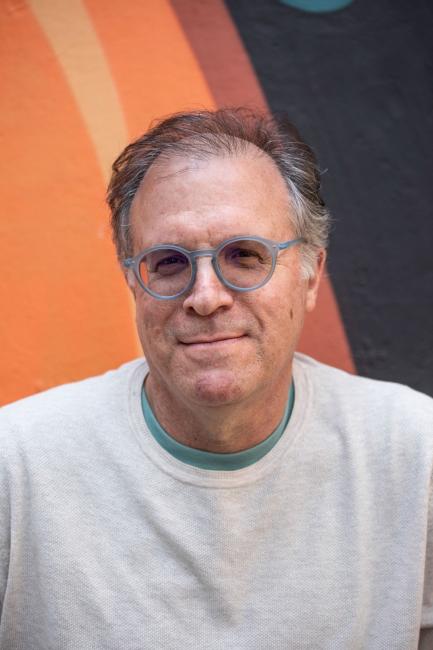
[1,354,432,649]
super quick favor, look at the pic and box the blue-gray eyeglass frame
[122,235,306,300]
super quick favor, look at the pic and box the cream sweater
[1,354,432,649]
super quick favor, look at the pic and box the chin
[190,370,247,406]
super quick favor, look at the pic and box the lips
[179,334,245,345]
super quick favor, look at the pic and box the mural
[279,0,354,12]
[1,0,431,405]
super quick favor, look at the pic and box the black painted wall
[225,0,433,395]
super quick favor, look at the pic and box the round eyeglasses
[122,235,305,300]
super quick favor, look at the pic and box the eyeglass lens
[139,249,192,297]
[138,239,273,297]
[218,239,272,289]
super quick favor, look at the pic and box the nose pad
[182,256,234,315]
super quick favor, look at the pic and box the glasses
[123,235,305,300]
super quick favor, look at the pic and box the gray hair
[107,108,330,278]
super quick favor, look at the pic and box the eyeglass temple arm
[278,237,306,251]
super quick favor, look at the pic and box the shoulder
[0,358,147,458]
[295,352,433,413]
[294,353,433,454]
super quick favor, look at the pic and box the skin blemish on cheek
[290,309,294,320]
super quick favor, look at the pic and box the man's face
[128,148,324,408]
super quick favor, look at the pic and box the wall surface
[225,0,433,394]
[1,0,431,405]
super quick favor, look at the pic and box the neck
[144,371,293,453]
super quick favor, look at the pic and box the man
[1,108,432,649]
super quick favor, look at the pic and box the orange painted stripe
[0,4,139,404]
[172,0,355,373]
[83,0,216,139]
[29,0,129,182]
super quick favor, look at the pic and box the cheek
[254,284,306,354]
[134,298,171,355]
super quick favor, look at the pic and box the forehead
[129,147,294,247]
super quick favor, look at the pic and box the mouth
[179,334,246,347]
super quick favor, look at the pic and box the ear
[305,248,326,313]
[124,269,137,299]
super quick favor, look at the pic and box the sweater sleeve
[419,475,433,647]
[0,439,11,620]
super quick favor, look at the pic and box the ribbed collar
[141,382,295,471]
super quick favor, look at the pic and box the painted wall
[1,0,431,405]
[225,0,433,395]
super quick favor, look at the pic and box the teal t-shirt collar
[141,382,295,471]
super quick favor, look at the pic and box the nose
[182,256,234,315]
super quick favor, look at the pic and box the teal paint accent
[141,382,295,471]
[279,0,354,12]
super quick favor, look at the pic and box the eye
[223,243,266,267]
[157,254,186,268]
[148,250,189,275]
[232,247,262,260]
